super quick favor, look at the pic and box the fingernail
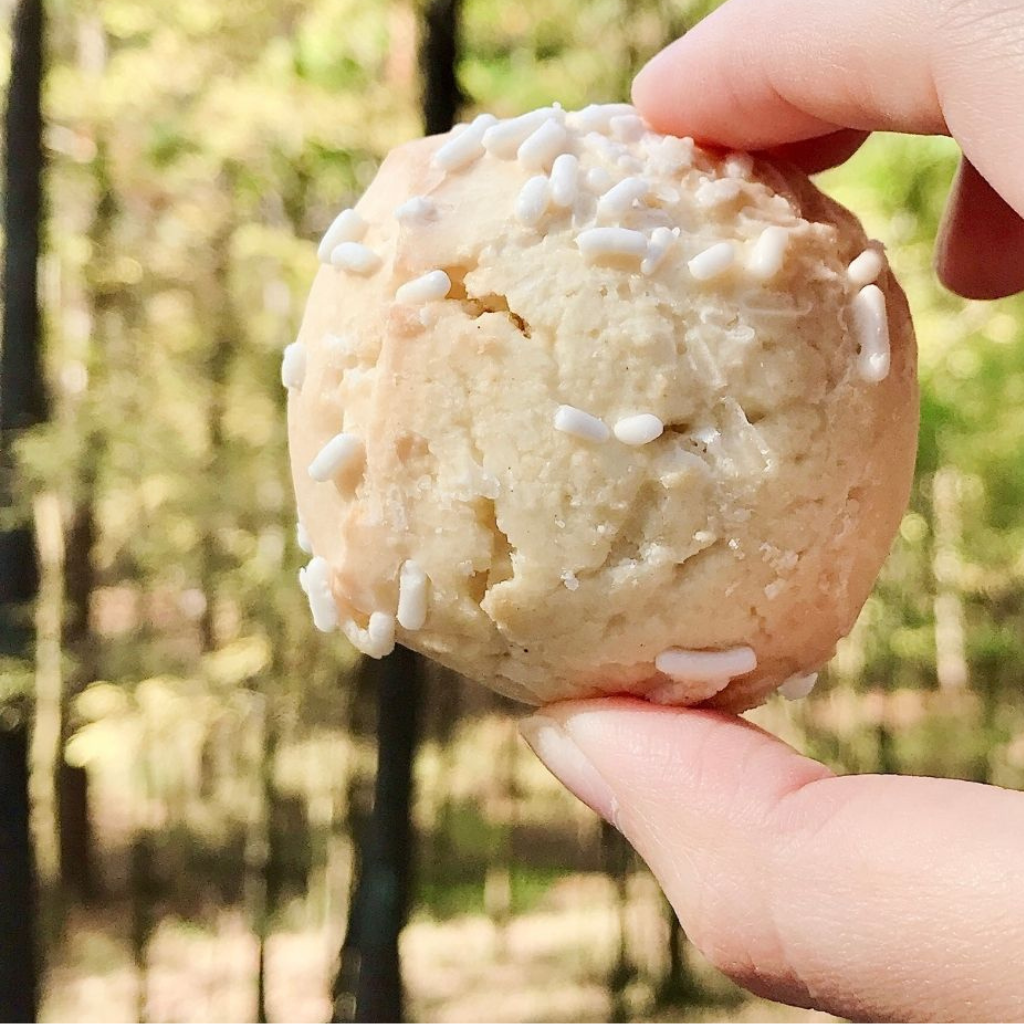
[519,714,620,826]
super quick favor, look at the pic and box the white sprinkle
[851,284,891,382]
[298,566,309,595]
[515,174,551,226]
[309,433,365,482]
[281,342,307,390]
[688,241,736,281]
[561,570,580,591]
[724,152,754,179]
[848,247,885,286]
[342,612,396,659]
[517,118,568,171]
[554,404,610,443]
[748,226,790,281]
[317,209,367,264]
[304,557,339,632]
[297,520,312,554]
[397,560,429,630]
[613,413,664,446]
[482,108,559,159]
[572,103,637,132]
[596,176,648,221]
[778,671,818,701]
[549,153,579,208]
[641,226,678,276]
[609,114,645,142]
[585,166,614,193]
[432,113,497,171]
[655,646,757,683]
[394,196,437,223]
[576,227,647,263]
[396,269,452,304]
[330,242,382,275]
[419,307,439,328]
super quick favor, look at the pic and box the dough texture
[287,104,918,711]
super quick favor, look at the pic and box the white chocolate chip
[342,612,396,658]
[482,108,560,159]
[572,103,637,133]
[613,413,664,446]
[309,433,365,482]
[688,241,737,281]
[655,646,757,683]
[576,227,647,263]
[748,226,790,281]
[317,209,367,264]
[304,557,339,632]
[330,242,382,275]
[281,341,307,390]
[516,174,551,226]
[397,560,429,630]
[396,269,452,304]
[778,672,818,701]
[554,404,610,443]
[517,118,568,171]
[848,248,885,286]
[433,113,497,171]
[596,176,648,221]
[641,226,678,276]
[549,153,579,208]
[851,284,891,382]
[394,196,437,223]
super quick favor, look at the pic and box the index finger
[632,0,945,147]
[631,0,1024,217]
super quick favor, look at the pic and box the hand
[631,0,1024,300]
[521,702,1024,1021]
[522,5,1024,1018]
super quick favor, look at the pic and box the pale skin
[521,1,1024,1020]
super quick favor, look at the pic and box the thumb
[520,699,1024,1023]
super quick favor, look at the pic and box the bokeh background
[1,0,1023,1021]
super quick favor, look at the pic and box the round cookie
[286,103,918,712]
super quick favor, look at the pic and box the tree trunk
[0,0,47,1019]
[333,648,423,1023]
[332,4,462,1019]
[601,821,633,1023]
[420,0,464,137]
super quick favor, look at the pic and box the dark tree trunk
[333,649,424,1023]
[332,4,462,1020]
[0,1,47,1020]
[421,0,464,137]
[1,0,47,435]
[0,717,38,1024]
[57,763,94,902]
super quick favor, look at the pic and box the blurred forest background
[1,0,1023,1021]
